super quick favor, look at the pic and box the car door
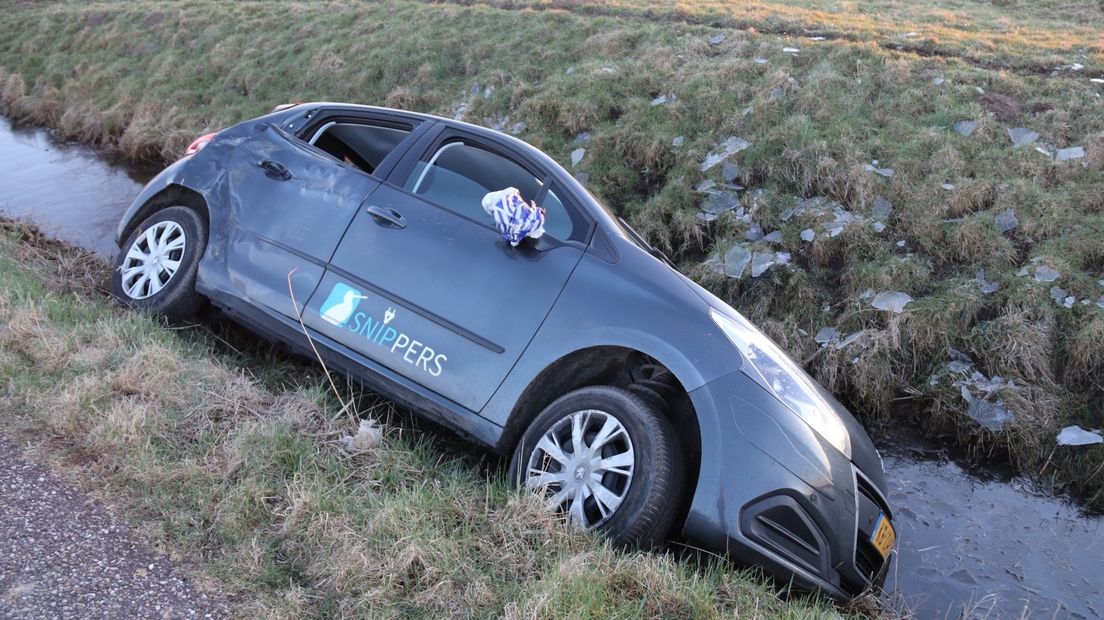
[302,129,590,412]
[222,114,421,319]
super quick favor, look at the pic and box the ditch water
[1,116,1101,619]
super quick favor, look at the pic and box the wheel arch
[498,345,702,526]
[118,184,210,246]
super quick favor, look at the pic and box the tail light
[184,132,219,157]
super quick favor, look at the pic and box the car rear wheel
[111,206,207,322]
[509,386,685,548]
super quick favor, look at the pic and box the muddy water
[1,117,1102,619]
[0,117,154,257]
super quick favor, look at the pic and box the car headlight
[710,308,851,458]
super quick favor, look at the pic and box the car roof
[296,102,543,161]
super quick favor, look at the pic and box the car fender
[480,244,744,429]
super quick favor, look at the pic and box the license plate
[870,513,896,559]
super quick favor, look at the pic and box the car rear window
[309,122,410,174]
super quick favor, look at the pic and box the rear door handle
[258,159,291,181]
[365,205,407,229]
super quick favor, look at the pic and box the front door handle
[365,205,407,229]
[258,159,291,181]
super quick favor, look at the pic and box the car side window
[308,122,411,175]
[402,140,578,241]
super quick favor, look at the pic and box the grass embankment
[0,1,1102,505]
[0,224,853,617]
[461,0,1104,75]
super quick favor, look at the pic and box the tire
[509,386,685,548]
[110,205,207,322]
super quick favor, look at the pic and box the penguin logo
[384,307,396,325]
[319,283,367,327]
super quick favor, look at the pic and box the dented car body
[114,103,895,599]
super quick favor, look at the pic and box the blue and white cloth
[481,187,545,247]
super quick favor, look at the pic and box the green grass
[0,0,1102,527]
[0,225,859,617]
[457,0,1104,74]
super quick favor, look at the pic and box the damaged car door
[222,115,418,318]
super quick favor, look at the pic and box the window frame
[292,109,425,181]
[391,127,594,244]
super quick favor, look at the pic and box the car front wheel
[509,386,685,548]
[110,205,207,322]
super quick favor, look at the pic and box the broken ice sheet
[994,208,1018,233]
[836,331,862,349]
[872,196,893,221]
[975,270,999,294]
[953,120,978,137]
[724,243,752,278]
[871,291,913,313]
[783,47,800,53]
[700,136,750,171]
[1055,146,1085,161]
[570,148,586,167]
[722,161,740,184]
[700,191,741,215]
[1050,286,1068,304]
[814,326,839,345]
[695,179,716,193]
[864,162,895,177]
[754,57,769,64]
[932,76,945,86]
[1034,265,1060,282]
[745,222,765,242]
[967,398,1013,432]
[763,230,783,244]
[572,132,591,144]
[671,135,685,147]
[1008,127,1039,147]
[750,251,776,277]
[1057,426,1104,446]
[941,183,956,191]
[800,228,816,242]
[709,34,726,46]
[651,95,669,106]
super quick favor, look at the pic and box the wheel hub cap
[524,409,635,530]
[119,221,186,300]
[573,465,587,482]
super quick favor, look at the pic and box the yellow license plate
[870,513,896,558]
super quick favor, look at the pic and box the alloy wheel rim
[120,221,186,300]
[525,409,635,529]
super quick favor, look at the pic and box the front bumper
[682,370,895,599]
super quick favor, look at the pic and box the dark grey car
[111,102,896,600]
